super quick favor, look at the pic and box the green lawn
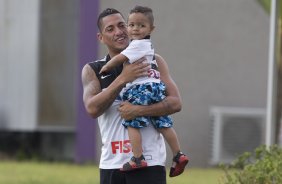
[0,161,224,184]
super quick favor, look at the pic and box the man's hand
[118,101,140,120]
[119,58,150,84]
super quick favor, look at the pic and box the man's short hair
[129,6,154,26]
[97,8,123,32]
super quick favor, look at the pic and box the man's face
[98,13,129,55]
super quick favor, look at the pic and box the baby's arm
[99,54,128,74]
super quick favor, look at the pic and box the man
[82,8,182,184]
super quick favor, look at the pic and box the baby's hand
[99,65,109,74]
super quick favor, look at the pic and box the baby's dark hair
[129,6,154,26]
[97,8,124,32]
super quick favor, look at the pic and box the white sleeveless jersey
[98,97,166,169]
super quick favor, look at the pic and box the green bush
[220,144,282,184]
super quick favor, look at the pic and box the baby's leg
[158,127,180,156]
[153,116,189,177]
[128,126,143,158]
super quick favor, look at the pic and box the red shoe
[120,155,148,172]
[169,152,189,177]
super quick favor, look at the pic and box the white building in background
[0,0,40,130]
[0,0,78,160]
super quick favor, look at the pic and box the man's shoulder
[86,55,108,73]
[88,55,107,67]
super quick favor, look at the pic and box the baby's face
[127,13,154,40]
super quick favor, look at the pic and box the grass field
[0,161,225,184]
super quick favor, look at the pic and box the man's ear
[97,32,104,43]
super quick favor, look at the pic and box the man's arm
[82,60,150,118]
[118,54,182,119]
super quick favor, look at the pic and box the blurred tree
[257,0,282,143]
